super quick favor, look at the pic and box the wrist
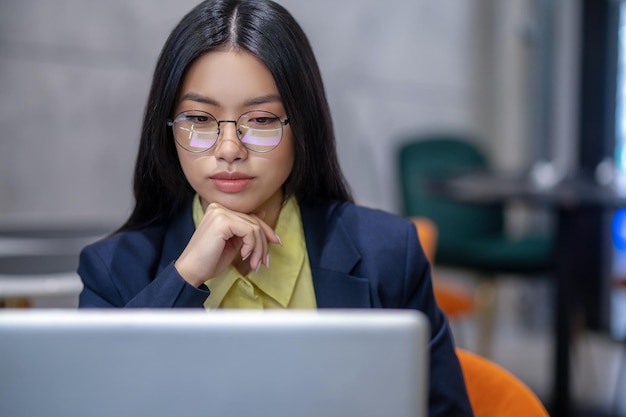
[173,259,207,288]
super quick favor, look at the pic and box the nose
[213,120,248,162]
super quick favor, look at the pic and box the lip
[210,172,254,193]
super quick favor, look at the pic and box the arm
[78,239,210,308]
[401,223,474,417]
[78,202,279,308]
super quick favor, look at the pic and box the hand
[174,202,282,287]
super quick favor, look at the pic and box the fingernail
[265,254,270,268]
[242,251,251,261]
[255,261,261,273]
[275,232,283,246]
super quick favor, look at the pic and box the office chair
[399,137,554,356]
[456,347,549,417]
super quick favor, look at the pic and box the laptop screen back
[0,309,429,417]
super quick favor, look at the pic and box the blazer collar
[299,201,371,308]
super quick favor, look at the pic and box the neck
[260,193,284,229]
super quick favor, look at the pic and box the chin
[203,195,262,215]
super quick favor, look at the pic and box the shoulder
[338,202,411,228]
[82,204,193,266]
[80,224,166,266]
[299,200,417,253]
[300,200,413,235]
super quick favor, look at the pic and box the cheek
[274,139,295,181]
[176,148,207,184]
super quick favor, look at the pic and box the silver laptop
[0,309,429,417]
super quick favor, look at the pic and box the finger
[249,213,282,246]
[204,203,263,265]
[204,203,277,270]
[237,223,266,271]
[248,214,282,268]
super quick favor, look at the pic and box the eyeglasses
[167,110,289,153]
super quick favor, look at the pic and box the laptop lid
[0,309,429,417]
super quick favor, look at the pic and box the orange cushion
[456,348,549,417]
[434,284,474,317]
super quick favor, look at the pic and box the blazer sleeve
[78,238,210,309]
[401,223,474,417]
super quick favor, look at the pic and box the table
[428,171,626,417]
[0,224,112,306]
[0,272,82,298]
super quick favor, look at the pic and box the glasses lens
[173,111,218,152]
[238,111,284,152]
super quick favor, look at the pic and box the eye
[175,111,215,125]
[185,114,210,123]
[248,116,278,126]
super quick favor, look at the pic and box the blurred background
[0,0,563,220]
[1,0,626,416]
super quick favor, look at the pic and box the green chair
[398,136,554,355]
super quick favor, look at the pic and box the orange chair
[410,217,475,319]
[411,216,438,265]
[456,348,550,417]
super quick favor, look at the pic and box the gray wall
[0,0,565,226]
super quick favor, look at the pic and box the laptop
[0,309,429,417]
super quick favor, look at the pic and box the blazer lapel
[159,207,195,273]
[300,201,372,308]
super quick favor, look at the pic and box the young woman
[78,0,473,415]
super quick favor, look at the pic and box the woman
[78,0,473,415]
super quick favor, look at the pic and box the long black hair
[120,0,353,230]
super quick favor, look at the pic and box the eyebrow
[179,92,283,107]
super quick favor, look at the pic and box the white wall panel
[0,0,512,222]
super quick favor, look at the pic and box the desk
[428,172,626,417]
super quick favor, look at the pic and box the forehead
[178,50,280,107]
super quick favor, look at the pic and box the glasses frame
[167,109,290,153]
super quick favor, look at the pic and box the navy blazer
[78,200,473,417]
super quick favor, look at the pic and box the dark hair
[120,0,353,230]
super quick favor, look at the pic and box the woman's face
[173,49,294,220]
